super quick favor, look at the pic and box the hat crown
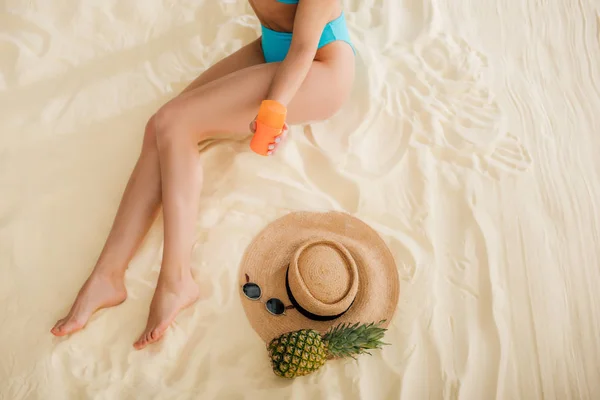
[297,244,351,303]
[288,239,359,317]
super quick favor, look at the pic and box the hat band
[285,265,355,322]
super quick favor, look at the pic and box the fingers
[268,124,289,156]
[276,123,289,143]
[251,120,288,156]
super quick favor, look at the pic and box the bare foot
[133,275,199,350]
[51,272,127,336]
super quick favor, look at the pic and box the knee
[153,102,187,149]
[141,115,158,153]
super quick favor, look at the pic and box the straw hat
[238,211,400,343]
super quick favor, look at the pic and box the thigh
[161,42,356,141]
[178,38,265,95]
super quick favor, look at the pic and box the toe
[155,319,171,337]
[134,332,148,349]
[148,326,166,343]
[59,318,84,335]
[51,318,65,333]
[52,326,68,337]
[145,330,160,346]
[134,328,156,349]
[51,319,71,336]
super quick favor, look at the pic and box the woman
[51,0,355,350]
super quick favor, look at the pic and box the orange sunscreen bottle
[250,100,287,156]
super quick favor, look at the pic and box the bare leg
[51,39,266,337]
[132,115,203,349]
[133,41,355,349]
[51,120,161,336]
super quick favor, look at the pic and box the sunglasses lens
[266,298,285,315]
[242,283,261,300]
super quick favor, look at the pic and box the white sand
[1,0,600,398]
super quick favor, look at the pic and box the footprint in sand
[311,6,530,180]
[403,33,533,177]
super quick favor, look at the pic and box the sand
[1,0,600,399]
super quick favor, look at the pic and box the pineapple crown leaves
[321,320,389,359]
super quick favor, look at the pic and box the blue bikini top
[277,0,299,3]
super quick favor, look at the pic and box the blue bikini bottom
[260,12,355,63]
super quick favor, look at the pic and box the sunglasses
[242,274,294,316]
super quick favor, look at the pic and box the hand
[249,119,289,156]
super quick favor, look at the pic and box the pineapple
[267,321,388,378]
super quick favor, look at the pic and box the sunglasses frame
[243,274,294,316]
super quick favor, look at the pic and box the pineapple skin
[267,321,388,379]
[267,329,327,378]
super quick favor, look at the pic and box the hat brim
[238,211,400,343]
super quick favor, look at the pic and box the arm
[265,0,339,106]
